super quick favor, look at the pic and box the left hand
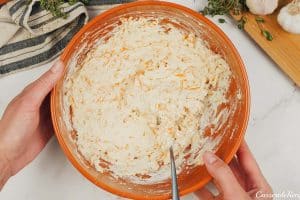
[0,60,64,180]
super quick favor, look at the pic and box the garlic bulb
[246,0,279,15]
[164,0,208,11]
[277,0,300,34]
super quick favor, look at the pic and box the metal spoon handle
[170,146,180,200]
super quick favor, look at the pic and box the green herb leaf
[255,16,265,23]
[237,16,247,30]
[201,0,247,17]
[218,18,226,23]
[261,30,273,41]
[36,0,90,18]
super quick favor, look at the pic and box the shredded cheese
[63,17,232,183]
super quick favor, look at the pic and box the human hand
[0,61,64,188]
[195,141,272,200]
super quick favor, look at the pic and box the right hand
[195,140,273,200]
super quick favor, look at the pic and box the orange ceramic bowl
[51,1,250,199]
[0,0,9,5]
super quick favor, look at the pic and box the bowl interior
[51,1,250,199]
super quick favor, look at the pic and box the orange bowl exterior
[51,1,250,199]
[0,0,9,5]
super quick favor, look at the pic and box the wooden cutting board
[231,0,300,86]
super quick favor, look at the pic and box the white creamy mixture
[63,17,232,183]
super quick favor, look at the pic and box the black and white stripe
[0,0,135,76]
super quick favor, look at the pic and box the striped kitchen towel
[0,0,134,76]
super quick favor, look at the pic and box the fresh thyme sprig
[202,0,248,16]
[237,16,247,29]
[255,16,273,41]
[202,0,273,41]
[30,0,89,18]
[202,0,248,30]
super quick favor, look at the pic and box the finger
[39,95,54,141]
[237,141,268,187]
[194,187,214,200]
[237,141,272,193]
[22,60,64,107]
[228,157,246,189]
[203,151,246,198]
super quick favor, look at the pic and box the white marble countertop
[1,7,300,200]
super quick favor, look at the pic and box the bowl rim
[51,1,250,199]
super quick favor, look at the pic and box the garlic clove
[277,0,300,34]
[246,0,279,15]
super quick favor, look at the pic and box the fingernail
[51,60,63,73]
[204,151,217,164]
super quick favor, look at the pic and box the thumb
[203,152,247,199]
[23,60,64,107]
